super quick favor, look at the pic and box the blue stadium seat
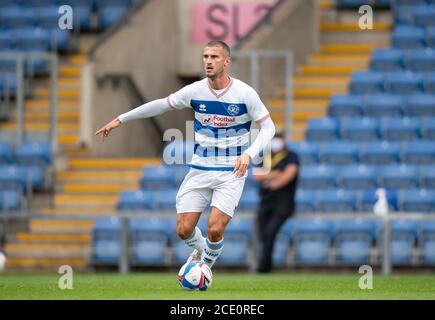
[99,6,130,29]
[421,117,435,139]
[117,190,154,211]
[403,94,435,117]
[420,221,435,265]
[413,5,435,27]
[0,73,17,94]
[0,142,13,165]
[334,219,377,265]
[37,6,63,28]
[340,117,380,141]
[427,27,435,48]
[219,218,252,266]
[319,141,359,165]
[155,188,178,210]
[129,217,172,265]
[425,72,435,92]
[394,5,418,25]
[380,117,420,140]
[370,48,404,71]
[338,164,379,189]
[92,217,121,264]
[0,165,27,192]
[95,0,133,7]
[0,6,34,28]
[238,188,259,211]
[357,188,398,212]
[0,0,19,7]
[359,140,400,164]
[391,220,419,265]
[363,94,403,117]
[328,95,363,117]
[140,165,177,189]
[172,165,190,186]
[296,189,316,213]
[24,166,45,190]
[392,25,426,49]
[292,219,333,265]
[305,118,339,141]
[12,28,51,52]
[299,164,337,189]
[50,29,71,51]
[404,49,435,71]
[315,189,357,212]
[401,140,435,164]
[349,71,384,94]
[420,165,435,188]
[0,190,22,211]
[385,71,424,94]
[0,30,12,50]
[15,141,52,167]
[398,188,435,212]
[287,141,319,164]
[381,164,419,189]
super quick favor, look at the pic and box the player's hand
[95,117,121,141]
[233,153,251,178]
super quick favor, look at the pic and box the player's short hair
[205,40,231,57]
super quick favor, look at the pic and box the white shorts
[176,168,246,217]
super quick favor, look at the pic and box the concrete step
[0,122,78,134]
[308,54,369,66]
[271,110,326,122]
[20,112,78,122]
[299,65,364,75]
[62,183,139,194]
[294,75,350,87]
[293,87,347,98]
[5,257,87,269]
[321,22,391,32]
[16,232,90,243]
[34,87,79,99]
[268,98,329,111]
[69,54,88,65]
[6,244,90,259]
[59,65,81,77]
[53,194,119,207]
[68,158,161,170]
[56,170,142,183]
[29,219,94,234]
[41,206,115,215]
[320,43,376,54]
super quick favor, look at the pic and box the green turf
[0,272,434,299]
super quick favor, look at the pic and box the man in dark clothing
[252,133,299,273]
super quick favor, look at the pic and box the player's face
[203,46,231,79]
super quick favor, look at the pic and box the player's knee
[207,224,224,242]
[176,223,195,240]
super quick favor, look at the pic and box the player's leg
[176,169,212,262]
[200,171,246,268]
[200,206,231,268]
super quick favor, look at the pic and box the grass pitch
[0,272,434,300]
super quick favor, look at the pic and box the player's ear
[225,56,232,67]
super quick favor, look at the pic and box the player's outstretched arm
[95,98,173,142]
[95,117,122,141]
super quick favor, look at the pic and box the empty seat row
[300,164,435,190]
[329,94,435,117]
[91,217,435,266]
[288,140,435,165]
[349,71,435,94]
[394,4,435,27]
[392,25,435,49]
[0,141,52,166]
[0,2,133,30]
[0,189,22,211]
[0,28,71,52]
[296,188,435,212]
[370,48,435,71]
[337,0,390,9]
[305,117,435,141]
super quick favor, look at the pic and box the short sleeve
[286,151,300,166]
[167,83,195,110]
[245,86,270,123]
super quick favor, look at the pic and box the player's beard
[206,66,224,80]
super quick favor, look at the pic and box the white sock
[201,238,224,268]
[184,226,206,252]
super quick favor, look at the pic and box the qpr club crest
[227,104,239,116]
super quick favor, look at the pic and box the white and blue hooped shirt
[167,77,270,170]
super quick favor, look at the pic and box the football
[177,261,213,291]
